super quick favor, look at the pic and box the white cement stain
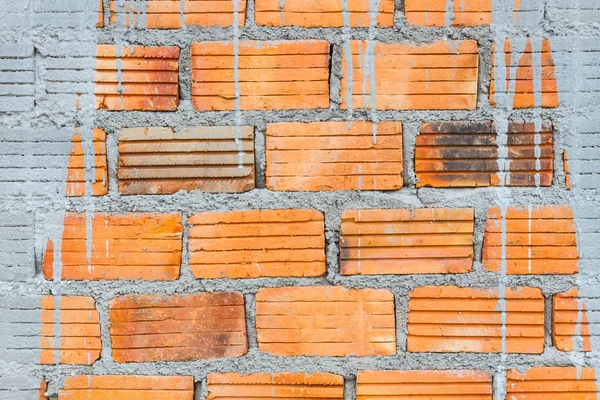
[232,0,245,168]
[342,0,353,126]
[445,0,455,27]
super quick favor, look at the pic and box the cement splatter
[363,0,380,144]
[445,0,455,28]
[232,0,245,168]
[342,0,353,126]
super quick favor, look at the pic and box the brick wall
[1,0,599,399]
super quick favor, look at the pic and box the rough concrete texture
[0,0,599,398]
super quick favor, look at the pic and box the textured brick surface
[58,375,194,399]
[407,286,545,353]
[109,292,247,362]
[405,0,492,27]
[42,213,183,281]
[340,208,474,275]
[266,121,403,191]
[95,45,180,111]
[66,128,108,197]
[553,288,594,352]
[416,121,554,187]
[256,286,395,356]
[341,40,479,110]
[483,206,578,274]
[118,126,255,195]
[506,367,599,399]
[0,212,34,281]
[356,370,492,399]
[207,372,344,400]
[255,0,394,27]
[0,43,35,112]
[188,209,325,278]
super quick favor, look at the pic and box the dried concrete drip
[444,0,455,28]
[232,0,245,169]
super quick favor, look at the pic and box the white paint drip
[232,0,245,168]
[531,37,543,189]
[364,0,380,144]
[342,0,353,126]
[527,205,532,274]
[357,210,362,273]
[52,295,61,366]
[180,0,186,28]
[279,0,285,26]
[271,137,277,191]
[358,165,363,190]
[445,0,455,27]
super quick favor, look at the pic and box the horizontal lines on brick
[66,128,108,197]
[207,372,344,399]
[256,286,396,356]
[109,292,247,362]
[553,288,596,352]
[255,0,394,27]
[59,375,194,399]
[95,45,180,111]
[42,213,183,281]
[506,367,599,399]
[483,206,578,274]
[40,296,101,365]
[407,286,545,353]
[356,370,493,399]
[415,121,554,187]
[340,208,474,275]
[118,126,254,195]
[341,40,479,110]
[266,121,403,191]
[109,0,247,28]
[405,0,492,27]
[189,209,325,279]
[0,43,34,112]
[0,212,33,281]
[191,40,330,110]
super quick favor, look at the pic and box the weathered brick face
[66,128,108,197]
[405,0,492,27]
[553,288,593,352]
[58,375,194,399]
[506,367,599,399]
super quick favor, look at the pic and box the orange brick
[340,208,474,274]
[95,45,179,111]
[265,121,403,191]
[506,367,599,399]
[191,40,330,111]
[415,121,554,187]
[356,370,492,399]
[188,209,325,278]
[109,0,247,28]
[407,286,545,353]
[564,150,572,189]
[341,40,479,110]
[40,379,48,400]
[118,126,255,195]
[58,375,194,399]
[256,286,396,356]
[66,128,108,197]
[490,38,558,109]
[483,206,578,274]
[553,288,594,352]
[405,0,492,27]
[255,0,394,27]
[97,0,104,27]
[40,296,101,365]
[109,292,247,362]
[207,372,344,399]
[42,213,183,281]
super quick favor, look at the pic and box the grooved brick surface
[0,43,34,112]
[191,40,330,110]
[255,0,394,27]
[118,126,255,195]
[109,292,247,362]
[188,209,325,278]
[110,0,247,28]
[265,121,403,191]
[356,370,493,399]
[340,208,474,275]
[206,372,344,399]
[58,375,194,399]
[506,367,599,400]
[407,286,545,353]
[483,206,578,274]
[66,128,108,197]
[0,212,34,281]
[256,286,396,356]
[405,0,492,27]
[95,45,180,111]
[42,213,183,281]
[553,288,594,352]
[341,40,479,110]
[415,121,554,187]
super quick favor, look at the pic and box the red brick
[255,0,394,27]
[340,208,474,274]
[483,206,578,274]
[207,372,344,399]
[42,213,183,281]
[109,292,247,362]
[40,296,101,365]
[191,40,330,111]
[66,128,108,197]
[256,286,396,356]
[109,0,247,28]
[553,288,593,352]
[415,121,554,187]
[58,375,194,399]
[265,121,403,191]
[490,39,558,109]
[188,209,325,278]
[506,367,599,399]
[356,370,492,399]
[118,126,255,195]
[95,45,179,111]
[407,286,545,353]
[341,40,479,110]
[405,0,492,27]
